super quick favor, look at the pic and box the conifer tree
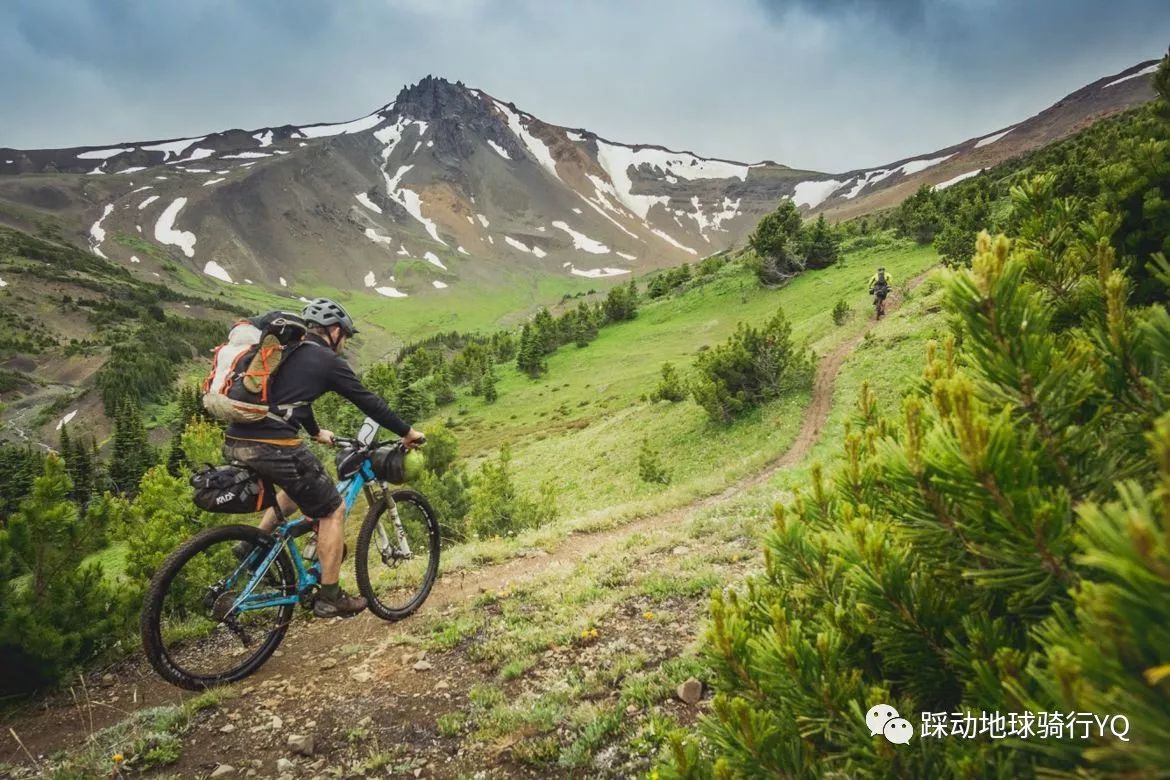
[165,424,187,477]
[108,398,154,495]
[804,213,840,268]
[432,365,456,406]
[516,324,546,378]
[482,364,498,403]
[0,456,121,692]
[667,219,1170,778]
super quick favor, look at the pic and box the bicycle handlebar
[330,434,426,450]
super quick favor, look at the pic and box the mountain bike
[872,286,888,319]
[141,425,440,690]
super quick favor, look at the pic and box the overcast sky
[1,0,1165,171]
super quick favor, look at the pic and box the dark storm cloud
[0,0,1166,171]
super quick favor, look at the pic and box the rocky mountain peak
[392,76,487,124]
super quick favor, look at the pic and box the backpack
[202,311,309,424]
[875,269,887,288]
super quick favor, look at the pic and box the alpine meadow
[0,6,1168,778]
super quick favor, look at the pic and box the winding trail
[0,278,926,771]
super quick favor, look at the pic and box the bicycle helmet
[301,298,358,336]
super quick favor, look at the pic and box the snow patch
[280,277,288,287]
[432,280,448,289]
[650,228,697,255]
[571,207,583,214]
[130,256,140,263]
[221,151,271,160]
[136,225,142,233]
[397,246,409,256]
[974,128,1014,148]
[381,164,447,245]
[297,111,385,139]
[77,147,132,160]
[476,213,490,228]
[486,139,512,159]
[202,178,226,186]
[155,198,197,257]
[616,251,636,261]
[203,261,232,283]
[505,236,546,256]
[551,220,609,254]
[933,169,984,190]
[254,130,274,147]
[568,265,630,278]
[355,193,382,213]
[364,271,377,287]
[89,204,114,246]
[457,246,469,255]
[130,185,153,193]
[56,410,79,430]
[365,228,394,246]
[375,286,408,298]
[141,138,202,160]
[792,179,846,209]
[1105,63,1159,88]
[0,276,7,287]
[423,251,447,270]
[186,148,215,161]
[593,139,749,219]
[688,195,740,233]
[138,195,160,210]
[492,99,560,180]
[117,166,146,174]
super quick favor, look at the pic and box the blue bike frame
[227,459,379,614]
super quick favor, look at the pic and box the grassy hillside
[423,239,938,524]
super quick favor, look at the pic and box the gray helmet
[301,298,358,336]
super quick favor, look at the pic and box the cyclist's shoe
[313,588,367,619]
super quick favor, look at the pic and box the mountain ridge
[0,62,1158,302]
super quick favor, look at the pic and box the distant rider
[868,267,892,314]
[224,298,425,618]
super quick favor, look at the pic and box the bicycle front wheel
[141,524,296,690]
[355,489,441,621]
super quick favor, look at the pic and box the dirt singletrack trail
[1,276,928,774]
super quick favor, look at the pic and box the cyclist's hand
[315,429,337,446]
[403,428,426,449]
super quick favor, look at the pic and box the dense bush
[669,209,1170,776]
[689,306,812,424]
[747,200,842,285]
[0,457,128,694]
[467,445,557,538]
[650,362,687,403]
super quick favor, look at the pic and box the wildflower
[112,753,125,765]
[643,611,655,621]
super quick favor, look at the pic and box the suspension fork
[362,484,414,560]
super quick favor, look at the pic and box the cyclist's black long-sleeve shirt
[225,334,411,443]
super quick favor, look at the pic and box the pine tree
[516,324,546,378]
[59,425,94,508]
[432,366,456,406]
[0,456,121,692]
[482,365,498,403]
[803,213,840,269]
[667,219,1170,777]
[165,424,187,477]
[108,399,153,495]
[650,362,686,403]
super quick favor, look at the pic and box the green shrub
[831,298,852,326]
[636,439,670,485]
[689,306,812,423]
[467,445,557,538]
[649,362,686,403]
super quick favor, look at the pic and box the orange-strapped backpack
[202,312,309,424]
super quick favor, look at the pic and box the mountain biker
[868,267,893,313]
[223,298,425,618]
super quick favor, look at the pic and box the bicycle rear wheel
[355,489,441,621]
[141,524,296,690]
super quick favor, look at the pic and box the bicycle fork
[375,494,414,563]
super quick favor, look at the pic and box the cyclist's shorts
[222,439,342,518]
